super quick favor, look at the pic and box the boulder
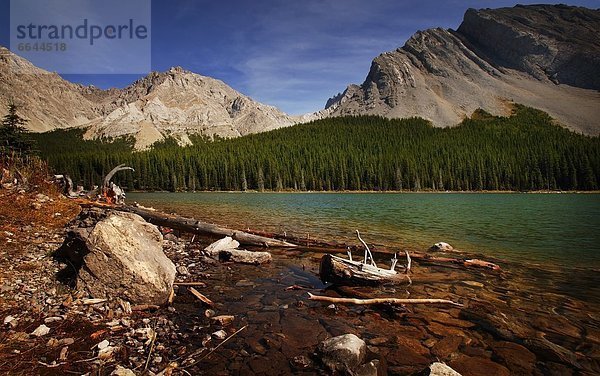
[204,236,240,253]
[59,211,175,305]
[204,236,271,264]
[318,334,366,373]
[429,242,454,252]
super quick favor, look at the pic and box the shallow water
[128,192,600,267]
[128,192,600,374]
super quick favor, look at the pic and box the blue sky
[1,0,599,114]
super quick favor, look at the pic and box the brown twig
[189,287,214,306]
[184,325,248,369]
[143,327,157,373]
[174,282,206,287]
[307,292,463,307]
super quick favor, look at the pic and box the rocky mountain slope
[0,47,106,132]
[325,4,600,135]
[0,47,295,149]
[84,67,296,149]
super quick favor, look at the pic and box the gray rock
[204,236,240,253]
[356,360,380,376]
[429,242,453,252]
[176,265,189,275]
[217,249,272,265]
[318,333,367,373]
[422,362,462,376]
[31,324,50,337]
[64,212,176,305]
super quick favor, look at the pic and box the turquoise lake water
[127,192,600,269]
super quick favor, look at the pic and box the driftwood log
[244,229,500,271]
[307,292,463,307]
[73,201,298,248]
[319,254,406,286]
[121,205,297,248]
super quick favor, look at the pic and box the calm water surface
[127,192,600,373]
[127,192,600,268]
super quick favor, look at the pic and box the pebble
[205,309,216,318]
[3,315,17,327]
[58,338,75,346]
[97,339,110,350]
[211,315,234,326]
[212,330,227,340]
[31,324,50,337]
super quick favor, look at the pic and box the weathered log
[319,254,406,286]
[118,205,298,248]
[307,292,463,307]
[245,228,500,271]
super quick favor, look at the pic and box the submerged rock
[318,333,366,373]
[429,242,454,252]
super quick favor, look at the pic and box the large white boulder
[77,212,176,305]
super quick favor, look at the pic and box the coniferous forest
[32,106,600,192]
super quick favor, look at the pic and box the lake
[126,192,600,373]
[127,192,600,268]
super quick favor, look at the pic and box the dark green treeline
[33,106,600,192]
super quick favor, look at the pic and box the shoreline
[2,189,599,374]
[127,189,600,194]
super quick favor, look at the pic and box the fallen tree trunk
[245,229,500,271]
[75,201,298,248]
[75,201,500,270]
[307,292,463,307]
[121,205,297,248]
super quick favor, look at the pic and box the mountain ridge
[324,4,600,135]
[0,47,297,149]
[1,4,599,148]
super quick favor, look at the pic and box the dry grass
[0,190,80,231]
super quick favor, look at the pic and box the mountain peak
[325,4,600,135]
[0,49,297,149]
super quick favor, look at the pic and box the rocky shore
[1,188,599,375]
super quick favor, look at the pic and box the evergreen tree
[0,104,35,155]
[30,106,600,193]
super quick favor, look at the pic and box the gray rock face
[458,5,600,90]
[0,49,297,150]
[65,211,176,305]
[326,5,600,135]
[318,334,367,373]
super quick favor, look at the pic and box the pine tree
[0,104,34,155]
